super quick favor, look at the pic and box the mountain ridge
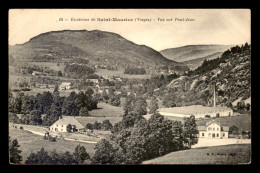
[10,29,189,73]
[160,44,233,63]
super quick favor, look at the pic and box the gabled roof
[222,126,229,132]
[197,126,206,131]
[206,120,221,127]
[52,117,84,129]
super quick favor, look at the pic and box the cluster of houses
[48,116,230,139]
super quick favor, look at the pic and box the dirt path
[192,138,251,148]
[10,123,98,144]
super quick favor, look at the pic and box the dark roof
[197,126,206,131]
[222,126,229,132]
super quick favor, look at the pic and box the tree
[53,85,60,99]
[229,125,239,135]
[9,113,20,124]
[133,97,147,116]
[29,110,42,125]
[109,95,121,107]
[123,93,135,116]
[102,90,109,103]
[93,121,102,130]
[62,91,79,116]
[67,124,72,133]
[149,96,159,114]
[9,137,22,164]
[102,120,113,131]
[25,147,52,164]
[86,123,93,130]
[43,102,62,126]
[183,115,199,148]
[91,139,117,164]
[73,145,90,164]
[77,91,91,111]
[12,92,24,113]
[38,91,53,114]
[79,107,89,117]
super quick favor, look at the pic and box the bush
[21,88,31,91]
[49,136,57,142]
[205,115,211,118]
[20,126,23,130]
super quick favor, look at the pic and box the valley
[8,29,251,165]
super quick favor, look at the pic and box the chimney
[213,83,216,107]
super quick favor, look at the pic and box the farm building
[158,105,233,119]
[59,82,71,90]
[49,116,84,133]
[197,120,229,139]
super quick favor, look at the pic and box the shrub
[20,126,23,130]
[49,136,57,142]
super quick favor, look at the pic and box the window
[213,128,215,131]
[217,133,219,137]
[61,129,63,131]
[208,133,211,137]
[62,125,63,127]
[202,133,204,137]
[56,124,58,127]
[217,128,219,131]
[208,127,211,131]
[223,133,225,137]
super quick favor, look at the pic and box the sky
[9,9,251,51]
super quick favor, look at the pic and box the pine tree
[73,145,90,164]
[149,96,159,114]
[9,137,22,164]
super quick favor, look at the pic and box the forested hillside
[160,43,251,108]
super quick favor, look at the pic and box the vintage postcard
[8,9,251,165]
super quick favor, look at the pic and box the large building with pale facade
[50,117,84,133]
[157,105,233,119]
[197,120,229,139]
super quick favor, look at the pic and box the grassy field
[196,114,251,132]
[90,102,124,117]
[9,127,96,164]
[28,62,65,72]
[74,102,124,126]
[143,144,251,165]
[95,69,151,79]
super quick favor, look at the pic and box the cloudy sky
[9,9,251,51]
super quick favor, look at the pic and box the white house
[49,117,84,133]
[59,82,71,90]
[197,120,229,139]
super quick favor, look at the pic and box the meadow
[9,127,96,164]
[143,144,251,164]
[74,102,124,126]
[95,69,151,79]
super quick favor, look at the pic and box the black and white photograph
[8,9,251,165]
